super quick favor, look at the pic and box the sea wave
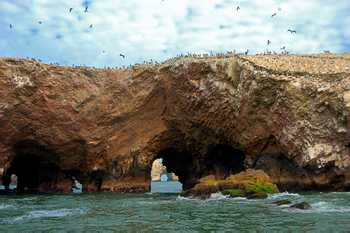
[176,195,197,201]
[0,208,87,225]
[310,201,350,213]
[207,192,228,201]
[268,192,300,200]
[282,201,350,213]
[0,204,14,210]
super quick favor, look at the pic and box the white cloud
[0,0,349,67]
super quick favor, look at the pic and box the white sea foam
[230,197,248,201]
[1,208,87,225]
[310,201,350,213]
[268,192,300,200]
[207,192,228,201]
[17,197,38,201]
[176,195,197,201]
[282,201,350,213]
[0,204,14,210]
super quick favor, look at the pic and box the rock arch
[0,55,349,193]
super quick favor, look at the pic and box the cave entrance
[3,140,61,193]
[204,144,245,179]
[151,158,182,193]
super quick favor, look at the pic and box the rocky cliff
[0,54,349,193]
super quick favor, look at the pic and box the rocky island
[0,54,349,194]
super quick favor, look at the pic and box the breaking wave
[282,201,350,213]
[1,208,87,225]
[0,204,14,210]
[207,192,228,201]
[268,192,301,200]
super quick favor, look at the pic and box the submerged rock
[290,202,311,210]
[272,199,292,206]
[246,192,268,199]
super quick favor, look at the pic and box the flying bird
[69,8,73,12]
[89,24,93,28]
[102,50,106,54]
[278,7,282,11]
[267,40,271,45]
[120,53,126,59]
[84,6,88,13]
[271,13,277,17]
[236,6,240,11]
[38,21,42,24]
[287,29,297,33]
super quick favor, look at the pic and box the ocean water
[1,182,350,232]
[151,181,182,193]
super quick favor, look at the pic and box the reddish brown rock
[0,54,349,193]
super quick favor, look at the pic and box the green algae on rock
[183,169,279,199]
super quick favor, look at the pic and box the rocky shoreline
[0,54,349,194]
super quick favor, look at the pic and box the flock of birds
[8,5,127,60]
[235,5,297,55]
[7,3,301,66]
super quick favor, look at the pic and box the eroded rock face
[0,54,349,193]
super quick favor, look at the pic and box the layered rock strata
[0,54,349,193]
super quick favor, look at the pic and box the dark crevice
[3,140,61,193]
[156,148,197,190]
[203,144,245,179]
[90,170,106,191]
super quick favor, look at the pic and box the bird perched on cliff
[120,54,126,59]
[288,29,297,34]
[271,13,277,17]
[9,24,13,29]
[244,49,249,55]
[281,46,286,50]
[69,8,73,13]
[267,40,271,45]
[84,6,88,13]
[236,6,240,11]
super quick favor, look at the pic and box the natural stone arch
[0,55,349,193]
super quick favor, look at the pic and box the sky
[0,0,349,67]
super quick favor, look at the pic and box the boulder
[290,202,311,210]
[272,200,292,206]
[184,169,278,199]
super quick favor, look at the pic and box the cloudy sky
[0,0,349,67]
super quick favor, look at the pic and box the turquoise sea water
[1,182,350,232]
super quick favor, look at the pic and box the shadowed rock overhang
[0,53,349,193]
